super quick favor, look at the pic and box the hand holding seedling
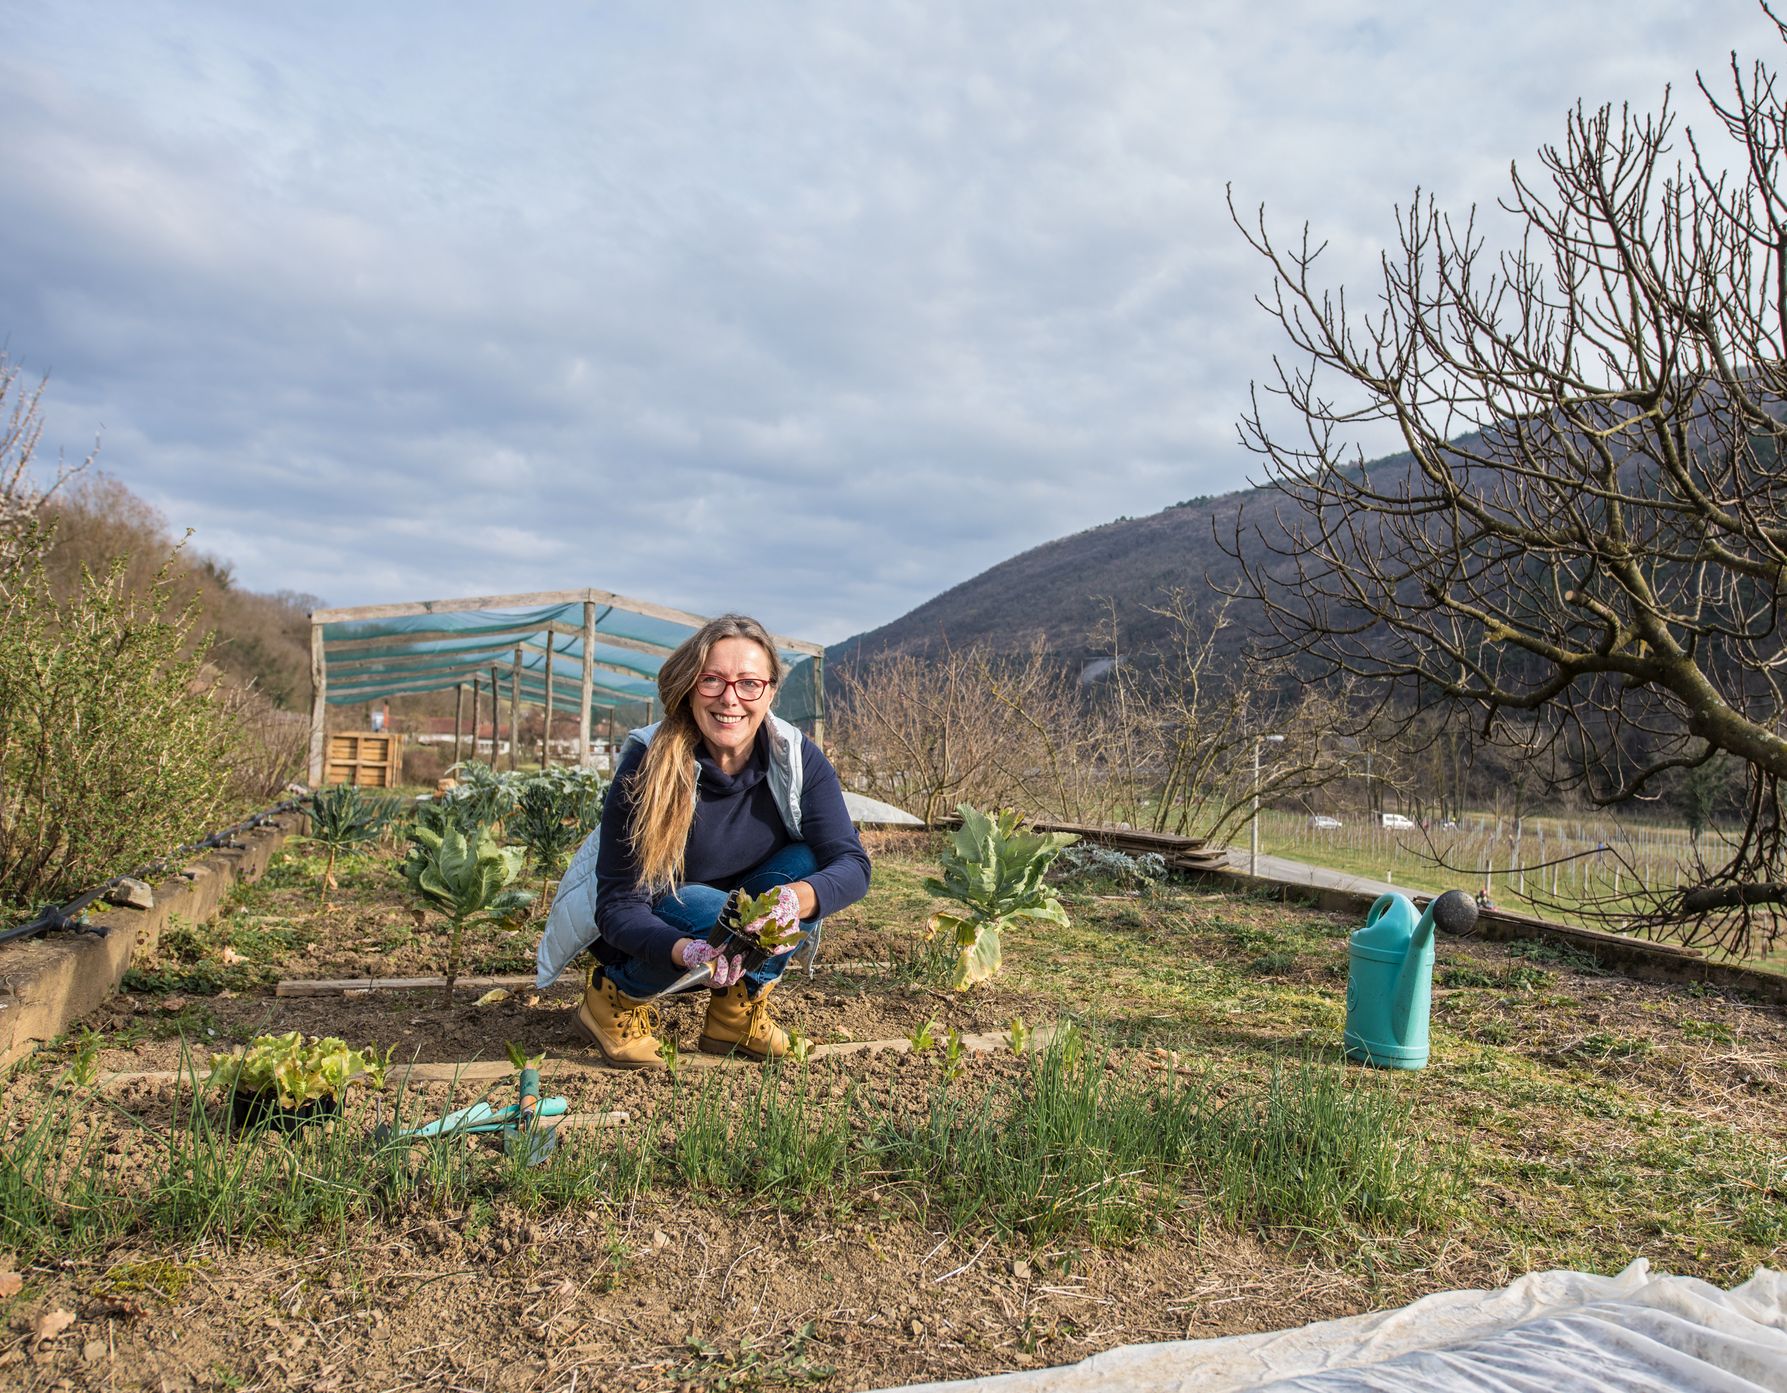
[720,884,804,956]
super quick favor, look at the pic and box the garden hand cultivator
[379,1057,565,1164]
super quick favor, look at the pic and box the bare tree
[830,644,1029,825]
[1228,17,1787,952]
[0,351,94,551]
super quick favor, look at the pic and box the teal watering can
[1343,889,1477,1069]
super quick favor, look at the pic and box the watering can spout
[1389,890,1479,1038]
[1389,914,1436,1038]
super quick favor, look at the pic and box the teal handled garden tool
[379,1049,565,1163]
[394,1095,567,1162]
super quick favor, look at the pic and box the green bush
[0,522,234,911]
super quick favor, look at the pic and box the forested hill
[830,485,1267,666]
[830,442,1440,668]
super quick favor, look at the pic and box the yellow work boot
[574,969,666,1069]
[698,981,789,1060]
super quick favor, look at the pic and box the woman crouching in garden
[540,614,870,1067]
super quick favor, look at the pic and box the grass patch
[871,1036,1447,1245]
[3,1035,1448,1259]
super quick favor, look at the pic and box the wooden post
[453,681,465,768]
[510,646,522,771]
[307,620,327,787]
[579,600,596,768]
[490,664,501,762]
[541,639,554,769]
[811,652,826,750]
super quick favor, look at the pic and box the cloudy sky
[4,2,1780,643]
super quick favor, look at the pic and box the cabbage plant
[924,805,1077,990]
[400,821,534,1004]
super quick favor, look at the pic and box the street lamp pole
[1251,734,1285,876]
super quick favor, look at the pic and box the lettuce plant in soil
[400,820,534,1004]
[207,1032,390,1127]
[924,804,1077,989]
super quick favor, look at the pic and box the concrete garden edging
[1212,867,1787,1006]
[0,812,305,1069]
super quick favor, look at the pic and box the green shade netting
[321,603,822,726]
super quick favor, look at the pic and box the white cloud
[2,0,1781,642]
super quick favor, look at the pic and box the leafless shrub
[217,682,309,805]
[0,351,95,563]
[832,597,1355,842]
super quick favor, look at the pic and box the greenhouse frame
[306,588,826,785]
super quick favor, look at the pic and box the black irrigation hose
[0,794,310,950]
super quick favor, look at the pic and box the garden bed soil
[3,831,1785,1391]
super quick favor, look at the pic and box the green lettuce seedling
[785,1024,814,1064]
[732,887,803,954]
[941,1027,967,1082]
[207,1032,390,1109]
[924,805,1077,990]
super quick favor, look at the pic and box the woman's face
[689,636,776,772]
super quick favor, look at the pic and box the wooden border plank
[98,1024,1059,1090]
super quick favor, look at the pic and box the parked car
[1308,815,1343,830]
[1379,812,1416,830]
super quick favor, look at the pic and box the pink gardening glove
[741,884,803,957]
[681,940,747,986]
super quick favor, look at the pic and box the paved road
[1224,849,1412,901]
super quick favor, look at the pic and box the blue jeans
[603,841,819,1000]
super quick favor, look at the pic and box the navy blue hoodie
[591,727,871,967]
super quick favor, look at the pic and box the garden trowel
[636,905,788,1002]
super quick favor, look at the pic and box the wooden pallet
[323,731,404,787]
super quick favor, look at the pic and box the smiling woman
[542,614,872,1068]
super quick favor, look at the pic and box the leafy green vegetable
[440,761,522,827]
[207,1032,390,1109]
[511,767,606,886]
[305,785,402,903]
[785,1024,814,1064]
[941,1027,967,1081]
[924,805,1077,990]
[732,886,803,953]
[504,1040,546,1072]
[399,820,534,1005]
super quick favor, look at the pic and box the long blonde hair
[629,614,786,892]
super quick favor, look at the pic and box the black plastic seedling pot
[229,1089,343,1133]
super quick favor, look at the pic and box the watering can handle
[1366,894,1398,926]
